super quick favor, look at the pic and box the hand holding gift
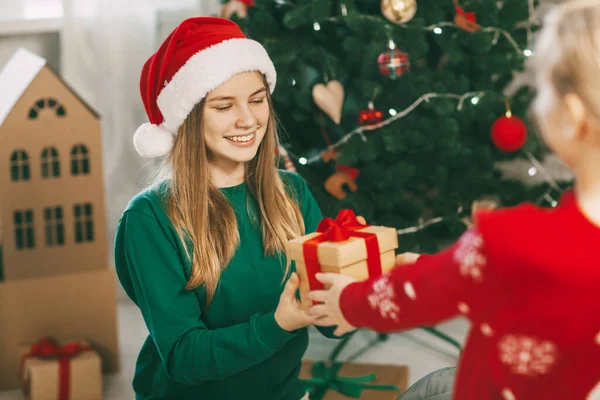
[274,272,319,332]
[309,273,357,336]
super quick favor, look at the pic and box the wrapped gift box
[300,360,408,400]
[19,338,102,400]
[289,211,398,310]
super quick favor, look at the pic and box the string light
[528,167,537,176]
[326,15,527,55]
[397,216,446,236]
[526,152,561,191]
[524,49,533,57]
[299,157,308,165]
[471,96,480,105]
[313,22,321,31]
[303,90,486,164]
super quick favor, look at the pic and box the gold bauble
[381,0,417,24]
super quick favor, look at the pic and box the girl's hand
[308,273,357,337]
[274,273,317,332]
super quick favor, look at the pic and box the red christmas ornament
[359,101,383,126]
[491,114,527,152]
[377,40,410,79]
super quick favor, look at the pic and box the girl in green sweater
[114,17,339,400]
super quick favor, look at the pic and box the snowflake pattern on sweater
[367,276,400,322]
[453,229,486,282]
[498,335,558,377]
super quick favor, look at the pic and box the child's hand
[308,273,357,336]
[396,252,421,265]
[274,273,317,332]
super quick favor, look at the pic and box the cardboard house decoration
[0,48,119,390]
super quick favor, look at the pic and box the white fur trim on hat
[157,38,276,134]
[133,122,176,158]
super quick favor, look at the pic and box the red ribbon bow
[302,210,382,298]
[20,338,92,400]
[456,6,476,22]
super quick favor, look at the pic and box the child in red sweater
[309,1,600,399]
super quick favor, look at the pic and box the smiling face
[202,71,270,169]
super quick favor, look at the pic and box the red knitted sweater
[340,191,600,399]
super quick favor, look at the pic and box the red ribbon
[456,6,476,22]
[19,337,92,400]
[302,210,382,300]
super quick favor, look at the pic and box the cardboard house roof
[0,48,99,126]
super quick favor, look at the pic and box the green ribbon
[301,361,401,399]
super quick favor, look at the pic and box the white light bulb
[524,49,533,57]
[291,79,296,86]
[551,200,558,207]
[471,97,480,105]
[433,27,442,34]
[299,157,308,165]
[389,109,397,116]
[528,167,537,176]
[313,22,321,31]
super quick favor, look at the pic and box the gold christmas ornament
[381,0,417,24]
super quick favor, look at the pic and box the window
[44,206,64,246]
[14,209,35,250]
[28,97,66,120]
[10,149,30,181]
[73,203,94,243]
[70,144,90,176]
[41,146,60,178]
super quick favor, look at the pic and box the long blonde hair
[158,75,305,304]
[532,0,600,119]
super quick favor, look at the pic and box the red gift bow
[456,6,477,22]
[19,337,93,400]
[302,210,382,299]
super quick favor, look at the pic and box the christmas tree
[231,0,567,253]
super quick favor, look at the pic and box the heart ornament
[312,80,345,125]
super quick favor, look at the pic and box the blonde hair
[531,0,600,120]
[156,75,305,305]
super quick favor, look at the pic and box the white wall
[0,32,60,71]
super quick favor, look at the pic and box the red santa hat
[133,16,276,158]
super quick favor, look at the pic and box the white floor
[0,299,469,399]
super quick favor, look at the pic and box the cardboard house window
[14,210,35,250]
[44,206,65,246]
[71,145,90,176]
[28,98,66,120]
[74,203,94,243]
[10,150,31,181]
[41,147,61,178]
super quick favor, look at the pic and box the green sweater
[114,171,336,400]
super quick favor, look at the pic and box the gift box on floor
[300,360,408,400]
[19,338,102,400]
[289,210,398,310]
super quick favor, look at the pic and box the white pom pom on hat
[134,16,276,158]
[133,123,175,158]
